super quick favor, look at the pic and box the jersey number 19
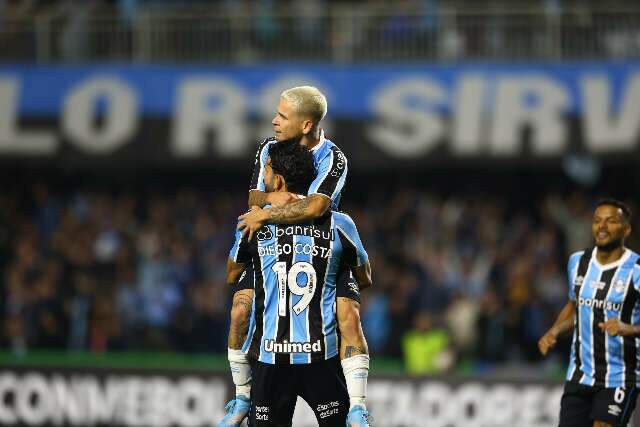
[272,261,317,316]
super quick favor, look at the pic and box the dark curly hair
[596,198,632,223]
[268,138,317,195]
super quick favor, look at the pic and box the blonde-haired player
[220,86,372,427]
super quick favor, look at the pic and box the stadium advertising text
[0,64,639,166]
[0,369,567,427]
[0,372,227,426]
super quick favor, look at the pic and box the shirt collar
[592,247,631,269]
[310,129,327,153]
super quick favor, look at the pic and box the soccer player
[539,199,640,427]
[220,87,370,426]
[227,140,372,426]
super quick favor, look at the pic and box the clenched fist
[538,330,557,356]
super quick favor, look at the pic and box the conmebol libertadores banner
[0,367,571,427]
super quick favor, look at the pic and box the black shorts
[235,263,361,304]
[336,267,361,303]
[235,262,255,291]
[559,382,639,427]
[247,357,349,427]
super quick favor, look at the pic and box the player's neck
[299,130,321,150]
[595,245,625,265]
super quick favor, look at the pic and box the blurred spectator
[476,288,507,363]
[402,311,454,374]
[1,180,635,375]
[360,289,390,354]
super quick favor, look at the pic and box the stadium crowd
[2,179,634,374]
[2,0,639,63]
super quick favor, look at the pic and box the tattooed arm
[265,194,330,224]
[344,345,369,357]
[228,289,253,350]
[248,190,269,208]
[226,258,253,350]
[337,298,369,358]
[238,194,331,240]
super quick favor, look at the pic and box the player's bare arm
[338,297,368,358]
[248,189,269,208]
[229,290,253,350]
[598,318,640,337]
[337,261,372,359]
[248,189,298,208]
[226,258,253,350]
[265,194,329,222]
[539,300,576,356]
[238,194,330,240]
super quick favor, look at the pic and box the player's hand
[238,206,267,241]
[538,330,557,356]
[267,191,297,208]
[599,318,632,337]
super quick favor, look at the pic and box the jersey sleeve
[229,222,251,264]
[632,263,640,292]
[335,213,368,267]
[308,146,348,203]
[567,251,583,301]
[249,138,276,192]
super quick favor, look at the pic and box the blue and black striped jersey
[230,210,368,365]
[567,247,640,388]
[249,131,348,210]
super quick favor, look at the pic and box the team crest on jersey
[574,276,584,287]
[614,280,626,293]
[256,226,274,241]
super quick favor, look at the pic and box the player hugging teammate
[220,87,372,427]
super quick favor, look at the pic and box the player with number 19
[227,141,372,426]
[220,86,371,427]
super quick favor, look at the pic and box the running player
[539,199,640,427]
[220,87,370,426]
[227,140,372,426]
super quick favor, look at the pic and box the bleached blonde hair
[280,86,327,124]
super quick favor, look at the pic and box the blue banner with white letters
[1,63,639,167]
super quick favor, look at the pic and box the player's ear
[624,223,632,238]
[301,119,314,135]
[274,174,286,192]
